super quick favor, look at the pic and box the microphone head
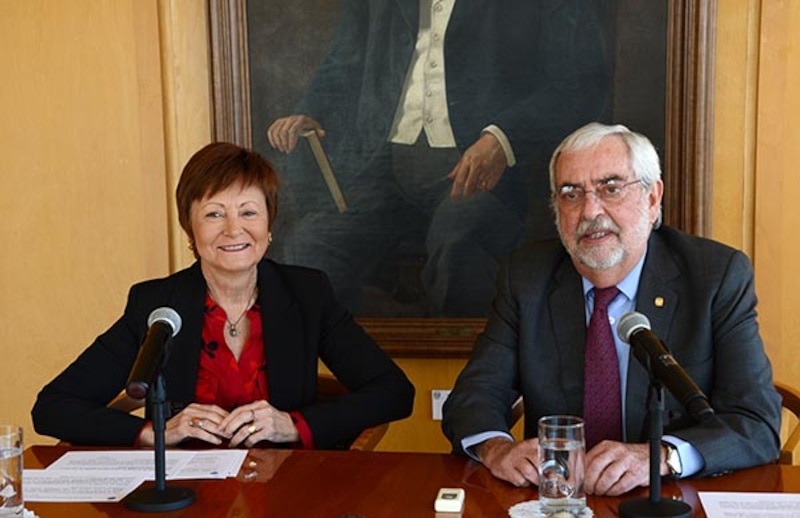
[617,311,651,344]
[147,307,182,337]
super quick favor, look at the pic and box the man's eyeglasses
[554,179,644,208]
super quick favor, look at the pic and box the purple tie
[583,286,621,449]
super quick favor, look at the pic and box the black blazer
[33,260,414,449]
[442,226,781,476]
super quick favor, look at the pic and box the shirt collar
[581,246,648,302]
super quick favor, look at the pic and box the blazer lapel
[625,232,681,441]
[161,263,207,405]
[394,0,418,35]
[257,261,309,410]
[549,257,587,415]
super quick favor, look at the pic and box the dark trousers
[271,135,530,317]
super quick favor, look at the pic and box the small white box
[434,487,465,513]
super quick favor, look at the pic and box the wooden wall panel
[0,0,169,444]
[754,1,800,385]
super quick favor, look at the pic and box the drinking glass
[538,415,586,517]
[0,425,22,516]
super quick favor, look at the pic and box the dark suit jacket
[33,260,414,449]
[296,0,613,186]
[442,226,781,476]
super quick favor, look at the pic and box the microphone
[125,307,182,400]
[617,311,714,422]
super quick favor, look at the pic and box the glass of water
[538,415,586,517]
[0,425,22,516]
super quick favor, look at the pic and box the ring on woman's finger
[247,424,257,435]
[190,417,204,428]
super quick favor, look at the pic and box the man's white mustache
[577,217,620,237]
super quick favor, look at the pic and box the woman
[32,142,415,449]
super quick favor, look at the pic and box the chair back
[775,381,800,465]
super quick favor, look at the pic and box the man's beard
[557,206,651,270]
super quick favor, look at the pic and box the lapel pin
[654,296,665,308]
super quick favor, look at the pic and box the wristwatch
[662,442,682,478]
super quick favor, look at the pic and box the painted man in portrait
[266,0,615,317]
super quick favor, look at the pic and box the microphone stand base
[619,497,691,518]
[124,485,196,512]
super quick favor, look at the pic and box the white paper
[44,450,193,479]
[699,491,800,517]
[42,449,246,480]
[23,469,144,502]
[169,449,248,480]
[26,449,249,502]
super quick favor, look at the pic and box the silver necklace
[209,286,257,338]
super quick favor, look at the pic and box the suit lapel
[549,257,587,414]
[625,232,681,441]
[450,0,490,29]
[161,263,207,404]
[257,261,309,410]
[394,0,418,35]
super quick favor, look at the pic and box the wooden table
[23,445,800,517]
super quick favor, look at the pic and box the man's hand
[584,441,668,496]
[476,437,540,487]
[267,115,325,154]
[448,132,507,199]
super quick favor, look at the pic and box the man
[442,122,781,495]
[266,0,613,316]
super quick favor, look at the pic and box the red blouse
[196,293,314,448]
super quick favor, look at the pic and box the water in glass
[0,426,22,517]
[538,416,586,517]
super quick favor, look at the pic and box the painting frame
[207,0,716,358]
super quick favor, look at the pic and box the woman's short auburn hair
[176,142,279,247]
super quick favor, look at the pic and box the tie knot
[593,286,619,311]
